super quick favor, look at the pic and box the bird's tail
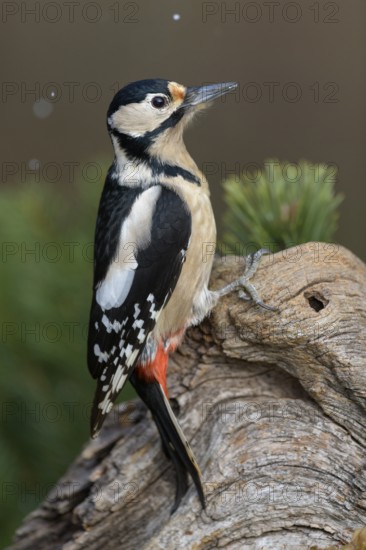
[130,348,205,512]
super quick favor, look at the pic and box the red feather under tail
[136,329,185,396]
[137,344,169,396]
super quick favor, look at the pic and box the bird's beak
[184,82,238,106]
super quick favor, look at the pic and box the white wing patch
[94,344,109,364]
[98,392,114,415]
[102,313,123,333]
[111,363,129,394]
[95,297,160,416]
[147,293,160,320]
[95,186,162,311]
[96,267,136,310]
[119,185,162,249]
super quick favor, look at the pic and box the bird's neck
[111,138,207,190]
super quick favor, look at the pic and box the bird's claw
[216,248,277,311]
[238,248,277,311]
[238,290,250,301]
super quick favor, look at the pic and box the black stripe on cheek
[145,107,186,140]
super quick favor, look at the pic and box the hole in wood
[304,291,329,312]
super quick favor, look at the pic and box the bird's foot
[217,248,277,311]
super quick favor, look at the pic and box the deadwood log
[8,243,366,550]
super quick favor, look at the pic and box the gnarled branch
[9,243,366,550]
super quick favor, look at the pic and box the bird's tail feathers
[130,369,205,512]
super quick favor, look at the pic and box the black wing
[87,174,191,436]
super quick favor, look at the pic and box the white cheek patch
[111,100,173,137]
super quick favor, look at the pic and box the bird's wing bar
[87,181,191,436]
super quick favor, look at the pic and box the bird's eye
[151,96,168,109]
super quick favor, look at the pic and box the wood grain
[9,243,366,550]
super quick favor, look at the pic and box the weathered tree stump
[8,243,366,550]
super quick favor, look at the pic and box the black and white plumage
[88,173,191,435]
[86,78,267,512]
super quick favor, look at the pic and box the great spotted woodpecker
[87,79,272,511]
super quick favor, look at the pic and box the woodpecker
[87,79,272,512]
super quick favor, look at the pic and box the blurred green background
[1,1,366,546]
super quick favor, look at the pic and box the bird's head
[107,79,237,164]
